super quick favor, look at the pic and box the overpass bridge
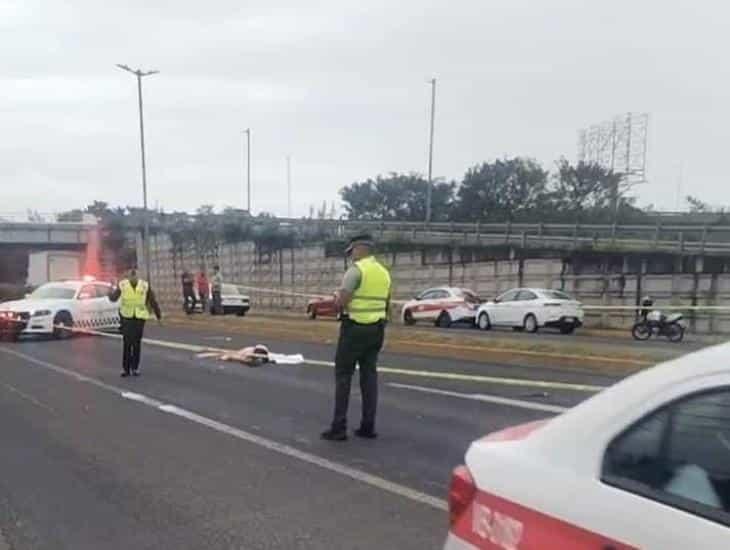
[0,213,98,248]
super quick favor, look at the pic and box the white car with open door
[0,279,119,341]
[445,343,730,549]
[475,288,584,334]
[401,287,481,328]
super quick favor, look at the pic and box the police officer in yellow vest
[109,268,162,377]
[322,234,392,441]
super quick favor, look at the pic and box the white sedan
[475,288,583,334]
[445,343,730,549]
[0,279,119,340]
[219,284,251,316]
[401,287,481,328]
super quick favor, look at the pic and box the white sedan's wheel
[524,314,538,334]
[477,312,491,331]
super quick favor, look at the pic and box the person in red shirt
[196,271,210,312]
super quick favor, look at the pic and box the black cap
[345,233,374,254]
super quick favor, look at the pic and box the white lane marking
[0,346,447,512]
[389,383,569,414]
[303,358,605,393]
[121,392,164,407]
[0,381,56,414]
[56,326,607,393]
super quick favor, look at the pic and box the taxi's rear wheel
[53,311,74,340]
[477,312,491,331]
[436,311,452,329]
[403,309,415,326]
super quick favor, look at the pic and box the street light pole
[116,64,159,284]
[426,77,437,224]
[286,155,292,218]
[244,129,251,213]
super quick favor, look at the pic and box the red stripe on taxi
[451,490,637,550]
[480,419,550,443]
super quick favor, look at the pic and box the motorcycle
[632,307,686,343]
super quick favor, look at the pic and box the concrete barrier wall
[142,234,730,334]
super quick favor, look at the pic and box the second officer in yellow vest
[322,234,392,441]
[109,268,162,377]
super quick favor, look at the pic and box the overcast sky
[3,0,728,217]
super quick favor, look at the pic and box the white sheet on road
[269,353,304,364]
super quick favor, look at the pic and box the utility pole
[675,162,684,211]
[286,155,292,218]
[426,78,437,224]
[244,129,251,213]
[116,64,158,284]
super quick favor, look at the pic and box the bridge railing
[273,218,730,254]
[0,212,97,225]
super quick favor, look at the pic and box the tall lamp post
[116,64,158,284]
[425,77,437,224]
[243,129,252,213]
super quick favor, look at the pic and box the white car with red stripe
[445,343,730,549]
[401,287,481,328]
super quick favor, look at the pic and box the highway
[0,325,628,549]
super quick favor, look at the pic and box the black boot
[320,429,348,441]
[354,427,377,439]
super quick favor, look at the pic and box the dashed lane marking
[388,383,570,414]
[0,346,447,512]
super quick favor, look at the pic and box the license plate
[565,317,575,323]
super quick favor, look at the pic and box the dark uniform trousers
[121,316,146,373]
[332,318,385,432]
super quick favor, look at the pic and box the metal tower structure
[578,112,649,187]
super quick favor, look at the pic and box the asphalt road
[0,325,628,549]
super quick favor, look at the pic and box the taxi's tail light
[449,465,476,527]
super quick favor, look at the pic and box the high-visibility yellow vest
[348,256,391,324]
[119,279,151,320]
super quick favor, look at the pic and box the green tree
[340,172,454,221]
[686,195,711,213]
[454,158,548,222]
[548,160,622,221]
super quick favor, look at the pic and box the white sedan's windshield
[29,286,76,300]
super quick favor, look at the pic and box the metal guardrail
[275,218,730,254]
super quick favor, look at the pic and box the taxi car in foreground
[0,279,119,341]
[445,343,730,549]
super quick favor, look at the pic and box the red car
[306,296,340,320]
